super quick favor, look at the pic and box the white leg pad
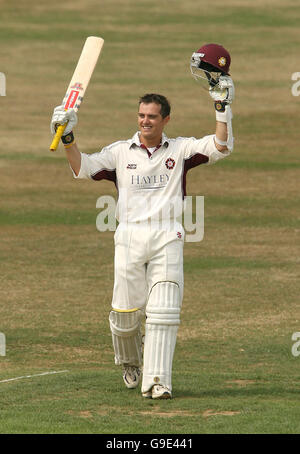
[141,282,181,393]
[109,309,144,367]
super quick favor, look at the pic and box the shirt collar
[129,132,170,149]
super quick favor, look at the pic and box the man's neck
[139,134,162,149]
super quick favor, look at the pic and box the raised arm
[63,142,81,176]
[190,43,235,153]
[209,75,235,153]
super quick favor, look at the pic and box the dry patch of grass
[202,409,241,418]
[226,379,257,387]
[67,406,241,419]
[66,409,95,419]
[138,409,196,418]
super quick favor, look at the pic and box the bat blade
[50,36,104,151]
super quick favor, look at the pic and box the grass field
[0,0,299,435]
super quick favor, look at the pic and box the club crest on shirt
[165,158,175,169]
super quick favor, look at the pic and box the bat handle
[49,122,68,151]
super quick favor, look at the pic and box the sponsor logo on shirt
[131,173,169,189]
[127,163,137,169]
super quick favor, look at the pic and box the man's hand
[50,105,78,136]
[209,75,235,104]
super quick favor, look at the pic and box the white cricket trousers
[111,222,184,392]
[112,223,184,311]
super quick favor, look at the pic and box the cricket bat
[50,36,104,151]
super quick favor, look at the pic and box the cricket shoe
[142,384,172,399]
[123,365,141,389]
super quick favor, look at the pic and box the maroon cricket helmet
[195,43,231,75]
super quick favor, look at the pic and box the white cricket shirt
[73,132,231,225]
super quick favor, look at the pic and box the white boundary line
[0,370,69,384]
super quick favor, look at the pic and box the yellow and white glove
[209,75,235,105]
[50,105,78,136]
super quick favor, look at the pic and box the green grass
[0,0,300,435]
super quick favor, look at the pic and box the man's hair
[139,93,171,119]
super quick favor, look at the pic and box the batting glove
[209,75,235,104]
[50,105,78,135]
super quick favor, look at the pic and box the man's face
[138,102,170,147]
